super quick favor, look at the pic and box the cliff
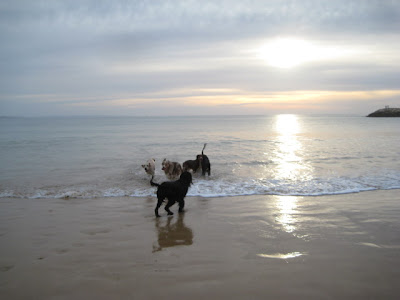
[367,108,400,117]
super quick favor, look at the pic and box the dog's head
[142,159,155,174]
[196,154,203,162]
[161,158,169,171]
[179,171,193,186]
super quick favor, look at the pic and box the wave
[2,173,400,199]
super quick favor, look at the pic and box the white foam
[0,190,16,198]
[1,170,400,199]
[103,188,128,197]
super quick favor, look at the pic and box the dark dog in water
[182,155,202,173]
[200,143,211,176]
[150,172,192,217]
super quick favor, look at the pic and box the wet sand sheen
[1,190,400,299]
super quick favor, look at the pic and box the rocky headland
[367,107,400,117]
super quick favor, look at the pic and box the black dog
[150,172,192,217]
[182,155,202,173]
[200,143,211,176]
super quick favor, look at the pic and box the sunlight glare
[273,114,302,180]
[275,195,298,233]
[257,38,349,68]
[257,252,306,259]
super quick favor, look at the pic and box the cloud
[1,0,400,116]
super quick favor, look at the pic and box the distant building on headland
[367,106,400,117]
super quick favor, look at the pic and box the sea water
[1,115,399,199]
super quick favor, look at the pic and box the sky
[1,0,400,116]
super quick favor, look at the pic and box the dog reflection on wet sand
[152,214,193,252]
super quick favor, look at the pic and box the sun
[257,37,346,69]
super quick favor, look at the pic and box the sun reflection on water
[270,114,313,182]
[267,115,310,235]
[273,114,302,180]
[274,195,298,233]
[257,252,306,259]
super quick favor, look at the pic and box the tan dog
[142,158,156,177]
[162,158,183,180]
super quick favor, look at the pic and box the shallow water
[1,115,399,198]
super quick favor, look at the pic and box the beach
[1,190,400,299]
[3,1,400,298]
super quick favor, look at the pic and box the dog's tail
[150,176,160,187]
[202,143,207,155]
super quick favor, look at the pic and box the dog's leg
[178,199,185,213]
[164,199,175,215]
[208,165,211,176]
[155,198,163,217]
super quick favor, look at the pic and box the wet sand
[1,190,400,299]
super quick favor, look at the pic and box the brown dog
[162,158,183,180]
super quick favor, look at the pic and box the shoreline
[3,186,400,200]
[1,190,400,299]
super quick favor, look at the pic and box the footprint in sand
[80,228,111,236]
[0,265,14,272]
[54,248,69,254]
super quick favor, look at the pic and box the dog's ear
[141,164,145,168]
[152,158,155,162]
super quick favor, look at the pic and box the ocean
[1,115,399,199]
